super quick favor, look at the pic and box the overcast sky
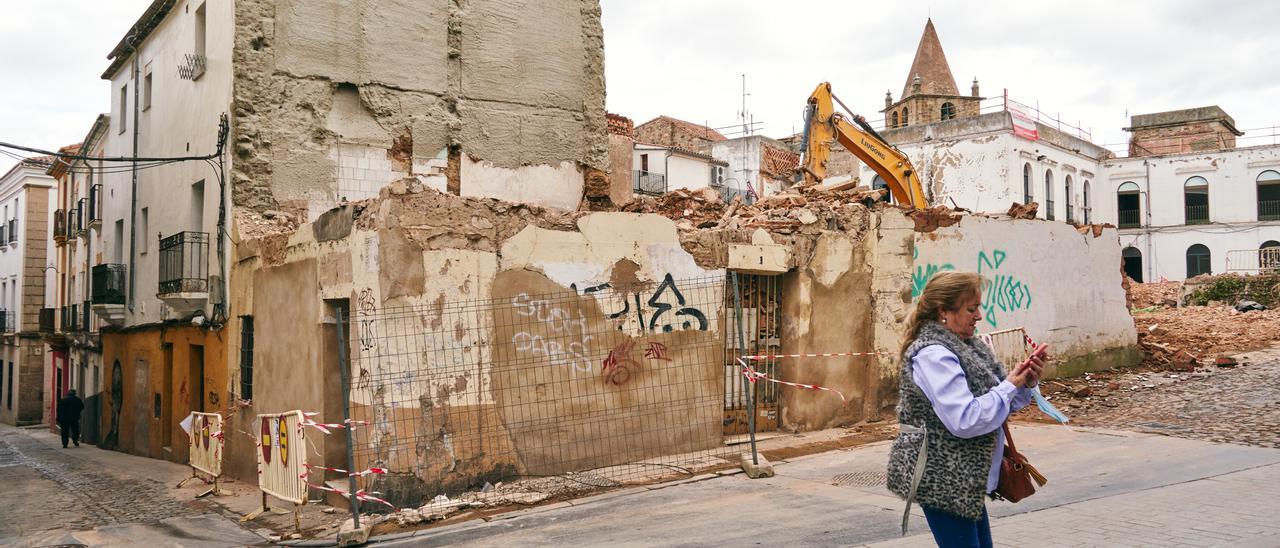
[4,0,1279,174]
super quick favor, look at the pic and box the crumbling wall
[231,0,607,221]
[911,213,1140,378]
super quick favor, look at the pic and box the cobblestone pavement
[0,425,216,540]
[1065,348,1280,449]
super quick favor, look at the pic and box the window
[1044,169,1055,220]
[191,180,205,232]
[194,2,207,58]
[1186,244,1211,278]
[143,66,153,111]
[902,107,909,127]
[871,175,892,203]
[890,111,899,129]
[940,102,956,121]
[1262,240,1280,271]
[118,85,128,134]
[114,220,125,262]
[1065,175,1074,223]
[139,207,149,253]
[1258,170,1280,221]
[6,362,12,409]
[1117,181,1141,228]
[239,316,254,400]
[1184,176,1209,224]
[1122,247,1143,283]
[1083,181,1092,224]
[1022,163,1032,204]
[639,154,649,173]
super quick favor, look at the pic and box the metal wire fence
[343,273,746,508]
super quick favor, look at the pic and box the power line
[0,140,222,163]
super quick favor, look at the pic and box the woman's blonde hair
[899,272,983,357]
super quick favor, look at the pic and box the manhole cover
[831,470,886,487]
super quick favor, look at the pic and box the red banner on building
[1009,106,1039,141]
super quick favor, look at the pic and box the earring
[941,318,947,324]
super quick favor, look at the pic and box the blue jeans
[922,506,993,548]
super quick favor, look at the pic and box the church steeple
[900,18,960,99]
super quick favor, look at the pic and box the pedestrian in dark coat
[57,389,85,448]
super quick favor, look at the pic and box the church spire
[900,18,960,99]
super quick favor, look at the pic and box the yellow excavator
[797,82,929,209]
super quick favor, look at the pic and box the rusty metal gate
[725,273,782,435]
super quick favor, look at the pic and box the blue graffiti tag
[976,249,1031,328]
[913,263,955,299]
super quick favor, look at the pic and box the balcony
[1185,204,1210,225]
[82,300,92,332]
[6,218,15,245]
[0,310,14,333]
[39,308,55,334]
[68,303,80,332]
[1261,200,1280,222]
[53,209,67,245]
[633,170,667,196]
[1118,209,1141,229]
[89,183,103,229]
[158,231,209,315]
[91,264,128,326]
[67,207,80,237]
[76,198,88,237]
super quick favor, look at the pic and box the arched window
[902,106,909,127]
[1184,176,1209,224]
[1122,246,1143,282]
[890,111,899,129]
[1065,175,1074,223]
[1022,163,1032,204]
[940,102,956,121]
[871,175,892,204]
[1262,240,1280,271]
[1117,181,1141,228]
[1186,244,1211,278]
[1258,170,1280,221]
[1044,169,1055,220]
[1082,181,1091,224]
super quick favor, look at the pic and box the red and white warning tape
[301,463,388,478]
[736,358,848,403]
[302,479,397,511]
[741,351,890,361]
[300,413,371,434]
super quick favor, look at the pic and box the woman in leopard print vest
[886,272,1046,547]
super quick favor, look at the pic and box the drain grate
[831,470,887,487]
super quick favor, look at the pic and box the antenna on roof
[738,73,752,136]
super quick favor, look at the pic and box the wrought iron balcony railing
[632,171,667,196]
[1185,204,1210,225]
[159,231,210,295]
[92,264,127,305]
[1118,209,1141,229]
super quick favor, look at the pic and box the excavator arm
[798,82,928,209]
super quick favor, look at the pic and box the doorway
[189,344,204,413]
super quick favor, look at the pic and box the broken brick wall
[231,0,608,222]
[1129,120,1238,157]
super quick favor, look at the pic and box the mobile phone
[1016,344,1049,372]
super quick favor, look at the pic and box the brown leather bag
[995,422,1047,502]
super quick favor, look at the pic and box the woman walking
[887,272,1046,547]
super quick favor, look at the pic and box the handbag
[994,422,1047,502]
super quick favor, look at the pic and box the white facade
[707,135,789,199]
[0,159,57,425]
[100,0,234,326]
[1096,145,1280,281]
[855,113,1107,222]
[633,144,728,195]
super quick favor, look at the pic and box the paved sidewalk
[376,425,1280,547]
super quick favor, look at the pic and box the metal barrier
[1226,248,1280,273]
[177,411,224,495]
[243,410,308,527]
[979,327,1030,371]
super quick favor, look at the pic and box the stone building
[881,18,982,129]
[633,116,727,156]
[0,156,57,427]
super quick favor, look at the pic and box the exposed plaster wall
[911,215,1139,378]
[231,0,607,220]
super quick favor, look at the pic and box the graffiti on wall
[511,293,594,374]
[913,248,1033,329]
[600,340,675,386]
[976,249,1032,329]
[357,288,378,352]
[571,274,710,334]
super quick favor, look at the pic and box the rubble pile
[1127,279,1180,309]
[1134,305,1280,369]
[620,184,891,234]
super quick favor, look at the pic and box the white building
[0,156,58,426]
[708,135,799,201]
[632,143,733,198]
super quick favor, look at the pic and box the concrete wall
[910,213,1139,378]
[1100,145,1280,281]
[232,0,608,219]
[607,133,634,205]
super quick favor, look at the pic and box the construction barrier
[189,411,224,478]
[256,410,309,505]
[979,327,1030,370]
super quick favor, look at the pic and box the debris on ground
[1126,278,1180,309]
[619,184,890,235]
